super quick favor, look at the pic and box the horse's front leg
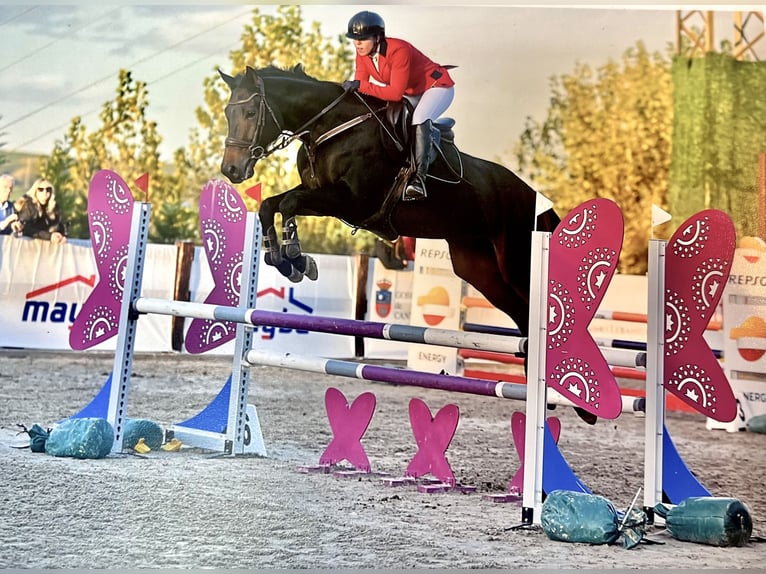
[259,193,305,282]
[280,215,318,281]
[277,184,355,282]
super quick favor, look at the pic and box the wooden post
[171,241,195,351]
[354,253,370,358]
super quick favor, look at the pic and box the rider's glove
[342,80,360,92]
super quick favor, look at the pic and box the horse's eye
[246,110,257,120]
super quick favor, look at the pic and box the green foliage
[514,42,674,274]
[37,6,394,254]
[41,70,195,242]
[669,52,766,239]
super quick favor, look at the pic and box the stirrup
[402,178,427,201]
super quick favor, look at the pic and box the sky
[1,3,763,171]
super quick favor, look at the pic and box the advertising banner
[364,257,413,360]
[711,236,766,431]
[1,236,357,358]
[406,239,462,374]
[0,235,174,352]
[188,248,357,358]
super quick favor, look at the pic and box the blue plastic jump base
[540,422,709,503]
[172,374,232,433]
[542,421,592,496]
[662,423,712,502]
[68,373,112,420]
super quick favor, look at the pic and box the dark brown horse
[219,65,559,337]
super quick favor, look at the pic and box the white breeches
[406,86,455,125]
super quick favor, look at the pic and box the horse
[219,65,560,338]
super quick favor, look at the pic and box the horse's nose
[221,162,242,183]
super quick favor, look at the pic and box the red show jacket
[353,37,454,102]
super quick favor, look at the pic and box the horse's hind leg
[448,240,531,336]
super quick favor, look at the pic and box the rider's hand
[342,80,360,92]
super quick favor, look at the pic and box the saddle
[361,101,461,241]
[383,100,456,158]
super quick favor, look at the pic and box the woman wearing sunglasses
[14,178,68,244]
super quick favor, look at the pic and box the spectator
[0,173,23,236]
[14,177,67,244]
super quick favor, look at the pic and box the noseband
[224,75,282,161]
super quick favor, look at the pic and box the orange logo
[739,236,765,264]
[730,315,766,362]
[417,286,454,326]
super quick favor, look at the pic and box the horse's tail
[536,205,561,232]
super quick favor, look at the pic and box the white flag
[535,193,554,217]
[651,204,672,227]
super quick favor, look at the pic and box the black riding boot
[403,120,432,201]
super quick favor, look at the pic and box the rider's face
[353,37,376,57]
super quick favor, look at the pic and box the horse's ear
[219,69,235,88]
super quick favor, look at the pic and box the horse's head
[219,67,283,183]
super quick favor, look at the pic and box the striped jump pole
[245,350,645,413]
[132,298,529,356]
[460,348,647,380]
[463,322,723,359]
[246,350,528,400]
[463,301,723,331]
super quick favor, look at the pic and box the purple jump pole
[133,298,527,355]
[244,350,529,400]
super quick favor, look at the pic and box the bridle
[224,75,283,162]
[223,72,373,169]
[223,71,414,179]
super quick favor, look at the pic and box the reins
[225,74,403,167]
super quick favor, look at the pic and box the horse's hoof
[573,406,598,425]
[281,242,302,260]
[264,251,282,267]
[303,256,318,281]
[287,266,304,283]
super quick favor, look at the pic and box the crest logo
[375,278,393,318]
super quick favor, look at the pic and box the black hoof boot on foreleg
[280,217,318,281]
[264,225,300,281]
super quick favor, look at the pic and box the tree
[178,5,377,254]
[42,70,197,242]
[514,42,674,274]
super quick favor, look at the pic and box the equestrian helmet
[346,11,385,40]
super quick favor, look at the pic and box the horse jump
[69,170,737,526]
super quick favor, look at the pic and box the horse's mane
[256,64,319,83]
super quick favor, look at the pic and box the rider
[343,11,455,201]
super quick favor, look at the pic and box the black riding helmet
[346,11,385,40]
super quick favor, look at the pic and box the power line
[9,38,242,153]
[0,6,37,29]
[0,7,251,132]
[0,8,122,74]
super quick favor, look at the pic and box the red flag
[134,172,149,201]
[245,182,262,203]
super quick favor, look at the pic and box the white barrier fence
[2,232,763,428]
[0,235,356,357]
